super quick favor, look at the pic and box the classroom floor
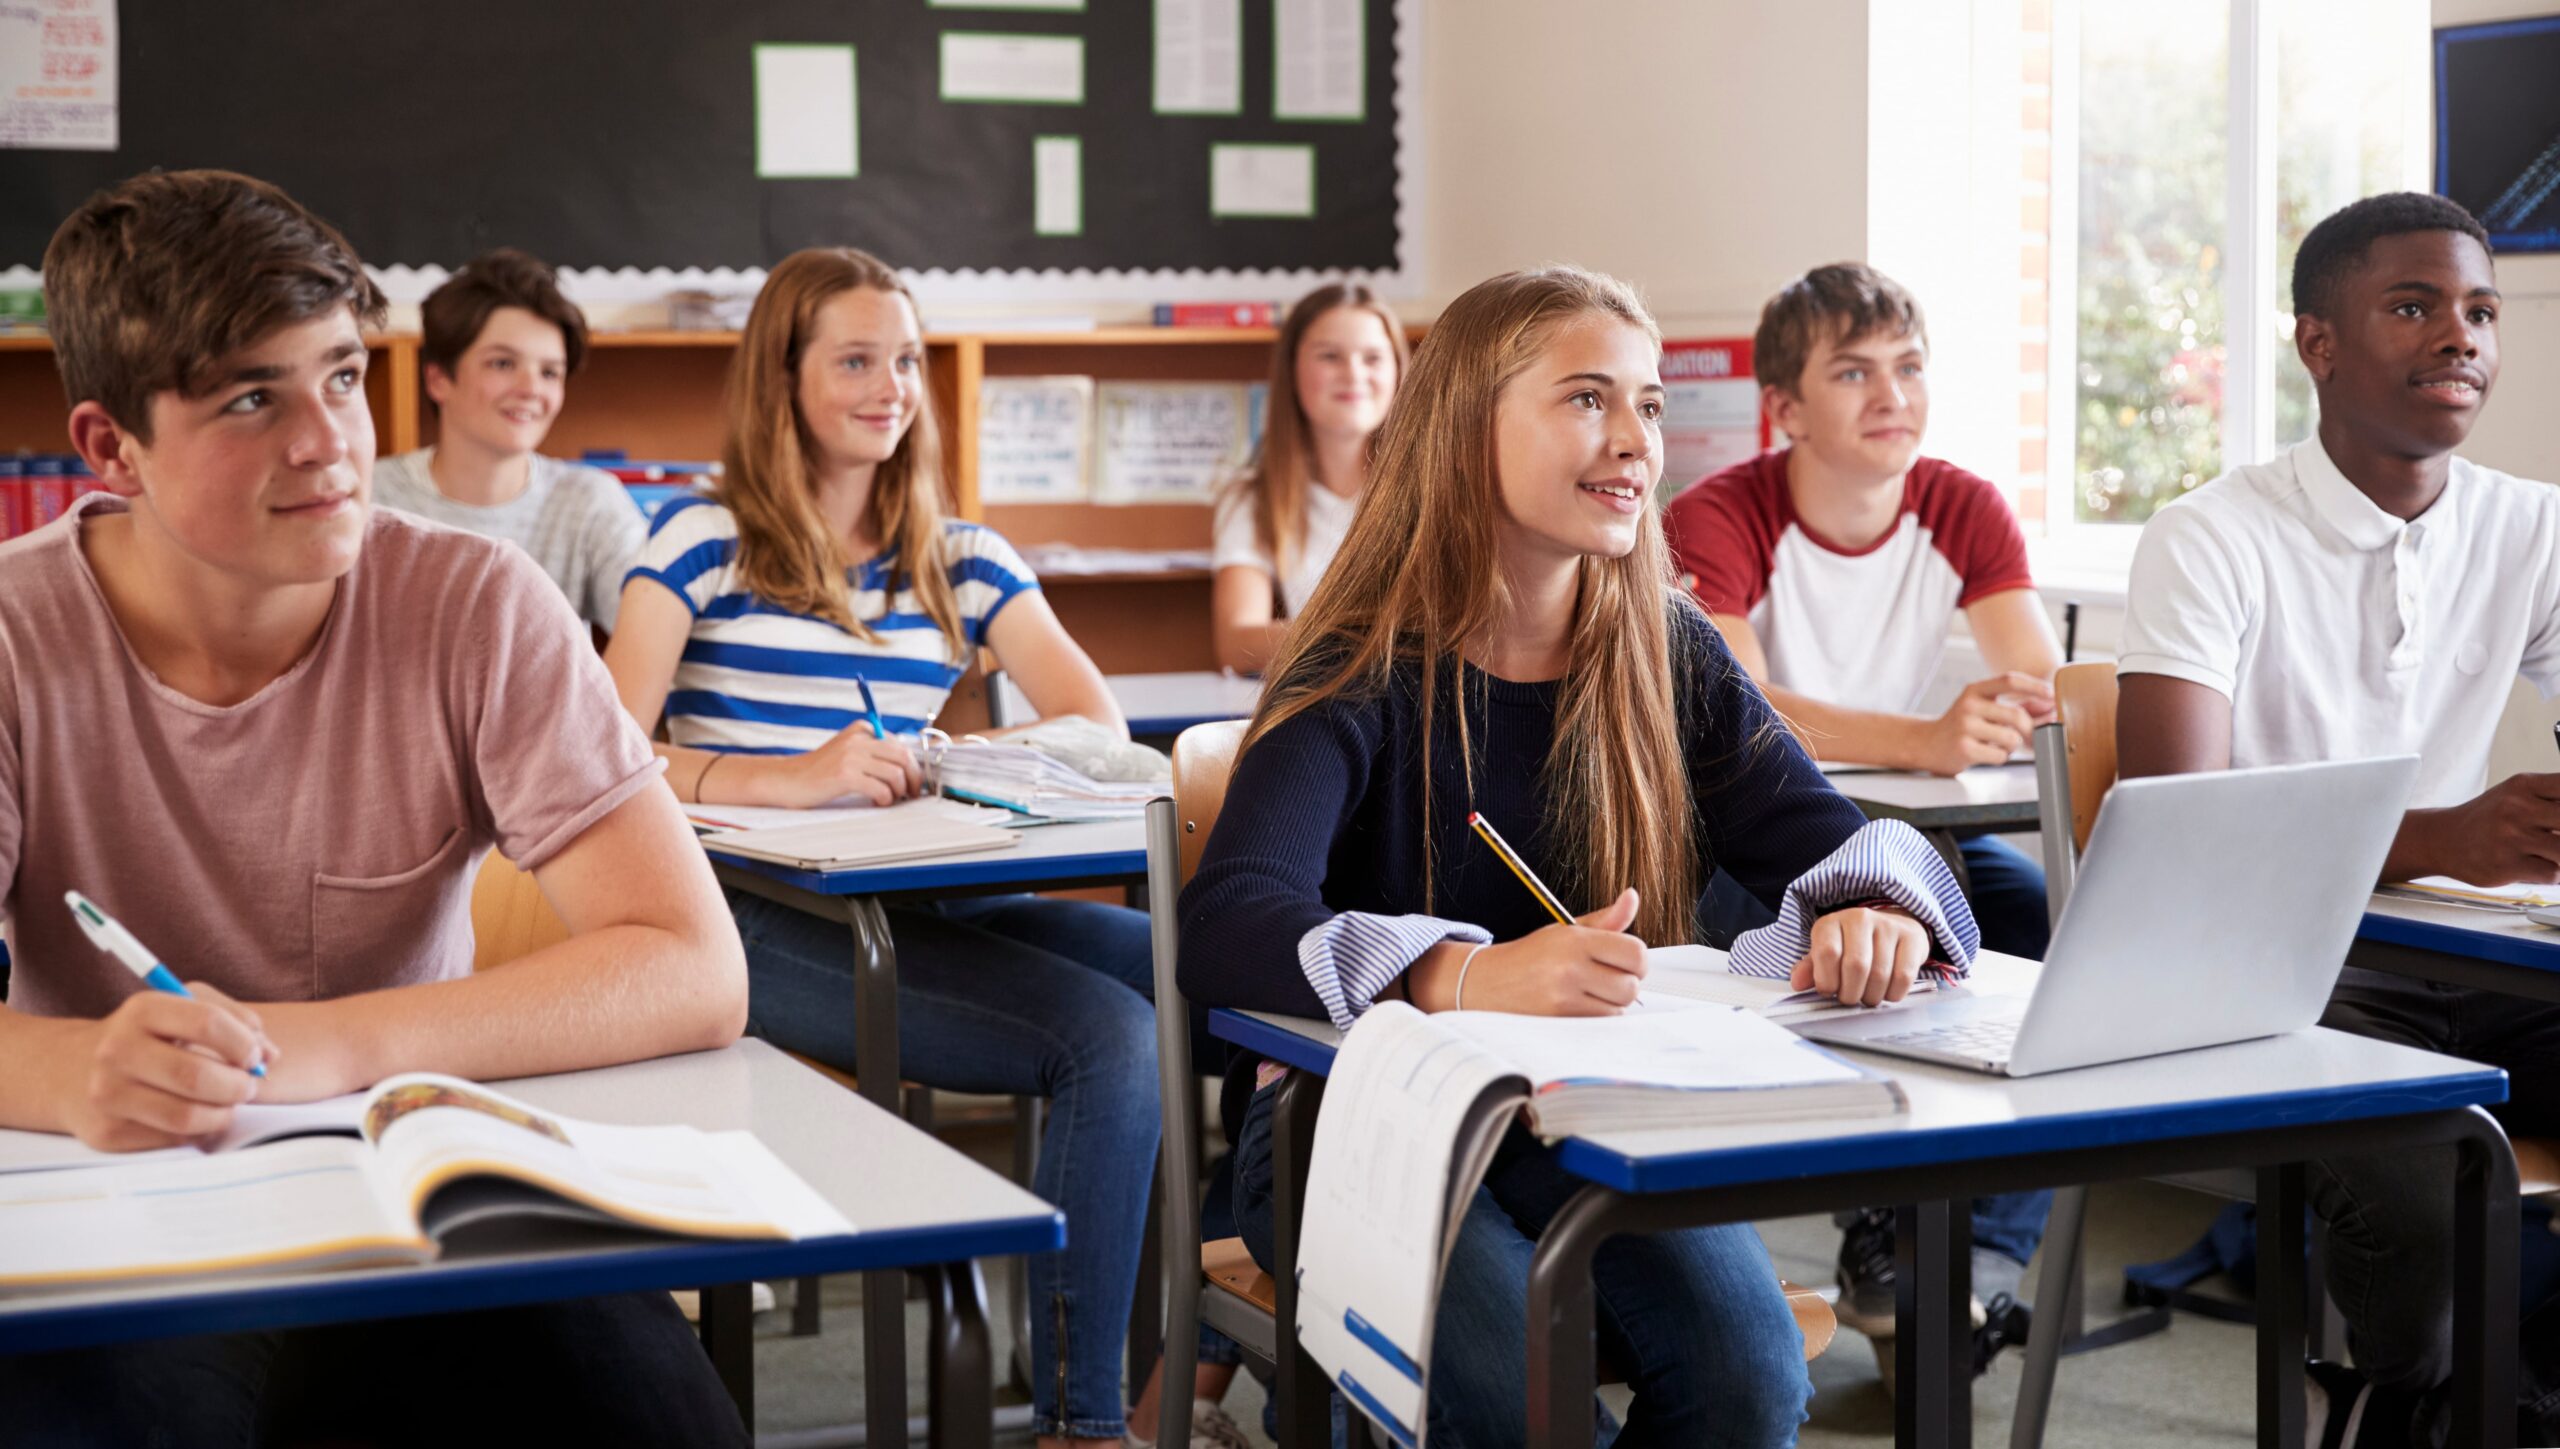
[742,1112,2269,1448]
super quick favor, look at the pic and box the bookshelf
[0,324,1318,679]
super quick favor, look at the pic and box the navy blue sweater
[1176,604,1873,1027]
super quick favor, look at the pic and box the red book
[1153,302,1280,328]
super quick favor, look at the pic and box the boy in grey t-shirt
[373,248,645,630]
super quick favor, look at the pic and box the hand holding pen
[53,891,277,1152]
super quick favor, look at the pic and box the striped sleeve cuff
[1297,912,1494,1030]
[1727,820,1983,982]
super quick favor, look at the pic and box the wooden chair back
[469,850,568,972]
[1173,720,1248,885]
[2055,662,2121,857]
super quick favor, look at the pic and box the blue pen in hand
[854,673,887,741]
[65,890,266,1078]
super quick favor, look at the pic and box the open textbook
[1295,1001,1902,1443]
[0,1074,850,1291]
[689,795,1026,870]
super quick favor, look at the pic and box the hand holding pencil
[1404,812,1649,1016]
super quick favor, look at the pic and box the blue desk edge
[2359,909,2560,973]
[0,1211,1065,1357]
[1209,1008,2508,1196]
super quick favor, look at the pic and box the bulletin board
[0,0,1417,300]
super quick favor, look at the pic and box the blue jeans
[1702,838,2057,1273]
[1232,1080,1812,1449]
[727,889,1159,1441]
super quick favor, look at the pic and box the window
[2037,0,2427,556]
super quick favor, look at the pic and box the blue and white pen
[65,890,265,1077]
[854,673,887,741]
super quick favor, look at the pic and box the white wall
[1418,0,1869,333]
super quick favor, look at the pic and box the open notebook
[0,1074,849,1291]
[691,796,1023,871]
[1640,943,1956,1021]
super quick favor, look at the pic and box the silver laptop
[1797,755,2418,1077]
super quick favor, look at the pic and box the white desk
[0,1040,1061,1448]
[993,670,1263,738]
[1211,968,2520,1449]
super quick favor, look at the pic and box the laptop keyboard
[1866,1017,2021,1062]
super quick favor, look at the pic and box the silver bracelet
[1451,942,1491,1012]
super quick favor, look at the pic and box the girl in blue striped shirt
[605,248,1205,1449]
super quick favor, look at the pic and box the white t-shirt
[372,449,646,629]
[1210,477,1359,618]
[1664,451,2036,714]
[2120,436,2560,808]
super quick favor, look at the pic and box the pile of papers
[936,741,1163,820]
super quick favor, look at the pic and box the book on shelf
[1152,302,1279,328]
[0,1073,849,1291]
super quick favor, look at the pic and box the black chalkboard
[0,0,1404,277]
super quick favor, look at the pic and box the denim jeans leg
[728,888,1161,1440]
[1955,833,2050,959]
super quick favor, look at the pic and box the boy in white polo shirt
[1664,263,2062,1384]
[2119,191,2560,1448]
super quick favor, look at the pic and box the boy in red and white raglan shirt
[1663,262,2062,1384]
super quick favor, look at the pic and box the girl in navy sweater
[1177,266,1976,1448]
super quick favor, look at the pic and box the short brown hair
[419,248,589,382]
[43,169,386,442]
[1752,262,1927,396]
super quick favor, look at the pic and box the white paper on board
[755,46,857,179]
[1210,145,1315,218]
[1033,135,1082,236]
[1153,0,1243,115]
[1092,382,1253,504]
[978,376,1094,504]
[941,33,1085,105]
[1274,0,1362,121]
[0,0,118,152]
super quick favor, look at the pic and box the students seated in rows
[2116,192,2560,1448]
[1209,282,1406,673]
[0,170,749,1444]
[1663,262,2058,1378]
[1179,265,1980,1447]
[602,246,1232,1449]
[372,247,644,632]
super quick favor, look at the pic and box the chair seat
[1198,1238,1835,1365]
[1201,1236,1277,1314]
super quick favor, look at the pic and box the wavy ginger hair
[1246,266,1703,945]
[716,248,965,656]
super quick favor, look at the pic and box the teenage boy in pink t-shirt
[0,170,750,1445]
[1664,263,2062,1387]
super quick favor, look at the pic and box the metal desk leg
[700,1280,756,1428]
[2255,1164,2306,1449]
[1525,1185,1617,1449]
[1272,1070,1330,1449]
[851,894,911,1449]
[2453,1105,2522,1449]
[928,1261,995,1449]
[1895,1201,1972,1449]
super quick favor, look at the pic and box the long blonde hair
[1218,282,1410,590]
[716,248,965,657]
[1246,266,1701,945]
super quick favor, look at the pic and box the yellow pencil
[1467,811,1572,924]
